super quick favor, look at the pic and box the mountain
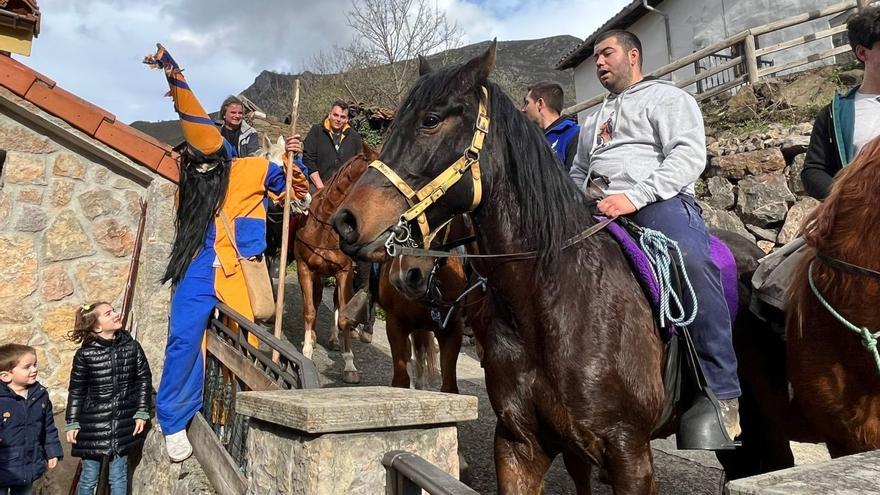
[131,35,581,145]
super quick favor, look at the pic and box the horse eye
[421,114,441,129]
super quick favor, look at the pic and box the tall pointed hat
[144,44,224,157]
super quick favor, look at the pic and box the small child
[0,343,63,495]
[65,303,152,495]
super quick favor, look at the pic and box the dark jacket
[65,331,152,459]
[302,118,364,181]
[802,86,858,200]
[544,115,580,172]
[0,381,63,487]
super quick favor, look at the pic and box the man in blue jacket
[522,80,580,171]
[803,5,880,199]
[1,344,63,494]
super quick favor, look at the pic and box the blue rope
[639,228,699,328]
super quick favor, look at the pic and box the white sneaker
[165,430,193,462]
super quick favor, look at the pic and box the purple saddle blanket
[602,220,739,338]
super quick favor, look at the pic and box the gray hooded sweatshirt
[569,78,706,210]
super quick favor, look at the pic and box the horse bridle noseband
[369,87,490,254]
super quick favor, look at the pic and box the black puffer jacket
[65,331,152,458]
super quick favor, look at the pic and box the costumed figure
[144,44,309,462]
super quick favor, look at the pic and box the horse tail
[411,330,440,390]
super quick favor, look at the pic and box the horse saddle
[602,217,741,450]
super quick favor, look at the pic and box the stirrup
[677,390,740,450]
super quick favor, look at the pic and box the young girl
[65,303,152,495]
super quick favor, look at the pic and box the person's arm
[42,394,64,462]
[801,108,836,200]
[623,91,706,210]
[133,342,152,418]
[65,351,87,443]
[303,126,324,188]
[569,121,592,190]
[242,131,261,158]
[563,129,580,173]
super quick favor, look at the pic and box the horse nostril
[332,209,359,244]
[405,267,424,289]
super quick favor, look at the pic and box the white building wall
[573,0,843,114]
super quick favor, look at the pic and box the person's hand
[66,429,78,444]
[133,418,146,436]
[48,457,58,469]
[285,134,303,154]
[597,193,637,218]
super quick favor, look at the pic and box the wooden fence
[563,0,876,116]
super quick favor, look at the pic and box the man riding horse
[569,30,741,440]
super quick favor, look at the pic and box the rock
[757,240,775,254]
[792,122,813,135]
[0,235,38,298]
[4,151,47,185]
[781,134,810,159]
[52,153,87,179]
[726,84,758,121]
[726,450,880,495]
[18,188,44,205]
[0,124,57,153]
[699,202,755,242]
[0,191,11,229]
[94,219,135,257]
[42,210,95,261]
[124,191,143,219]
[132,426,215,495]
[15,205,48,232]
[737,174,795,227]
[708,148,786,180]
[706,140,725,158]
[775,70,837,111]
[705,176,735,210]
[778,197,820,245]
[93,168,110,183]
[73,260,128,304]
[0,324,34,345]
[746,224,778,243]
[50,179,76,207]
[78,190,122,219]
[837,68,864,86]
[0,297,37,324]
[41,264,75,302]
[42,303,80,353]
[787,154,806,195]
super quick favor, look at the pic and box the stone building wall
[0,106,174,410]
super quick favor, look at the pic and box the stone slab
[726,449,880,494]
[236,386,478,434]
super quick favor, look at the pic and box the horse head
[262,135,287,165]
[331,43,498,261]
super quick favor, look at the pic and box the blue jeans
[78,455,127,495]
[630,194,741,399]
[3,485,32,495]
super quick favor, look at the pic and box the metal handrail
[383,451,478,495]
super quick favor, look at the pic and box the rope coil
[639,228,699,329]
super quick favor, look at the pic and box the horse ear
[461,39,496,87]
[418,55,433,76]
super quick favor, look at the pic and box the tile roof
[556,0,661,70]
[0,54,180,183]
[0,0,41,36]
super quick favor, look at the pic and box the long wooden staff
[272,78,300,363]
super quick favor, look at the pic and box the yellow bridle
[368,87,490,250]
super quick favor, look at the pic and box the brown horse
[293,150,376,383]
[331,45,768,493]
[787,137,880,457]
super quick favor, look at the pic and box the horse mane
[789,136,880,334]
[312,144,378,221]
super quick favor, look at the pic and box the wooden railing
[564,0,876,116]
[193,303,320,495]
[383,451,479,495]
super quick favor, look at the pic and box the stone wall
[0,107,173,409]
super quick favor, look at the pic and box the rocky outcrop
[132,427,215,495]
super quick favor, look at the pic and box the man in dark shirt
[521,80,580,172]
[302,100,364,189]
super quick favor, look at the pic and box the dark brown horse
[331,44,766,493]
[787,137,880,456]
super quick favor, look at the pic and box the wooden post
[272,79,300,364]
[743,34,759,85]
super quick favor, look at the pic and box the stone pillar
[236,386,478,495]
[726,450,880,494]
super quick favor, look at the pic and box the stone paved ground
[276,277,829,494]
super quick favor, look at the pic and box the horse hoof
[359,331,373,343]
[350,329,360,339]
[329,340,341,351]
[343,370,360,384]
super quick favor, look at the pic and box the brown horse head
[311,143,378,221]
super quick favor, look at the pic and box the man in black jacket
[302,100,363,189]
[802,6,880,199]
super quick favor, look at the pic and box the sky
[19,0,633,123]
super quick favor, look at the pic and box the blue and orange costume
[145,45,308,435]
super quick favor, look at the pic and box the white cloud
[19,0,630,122]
